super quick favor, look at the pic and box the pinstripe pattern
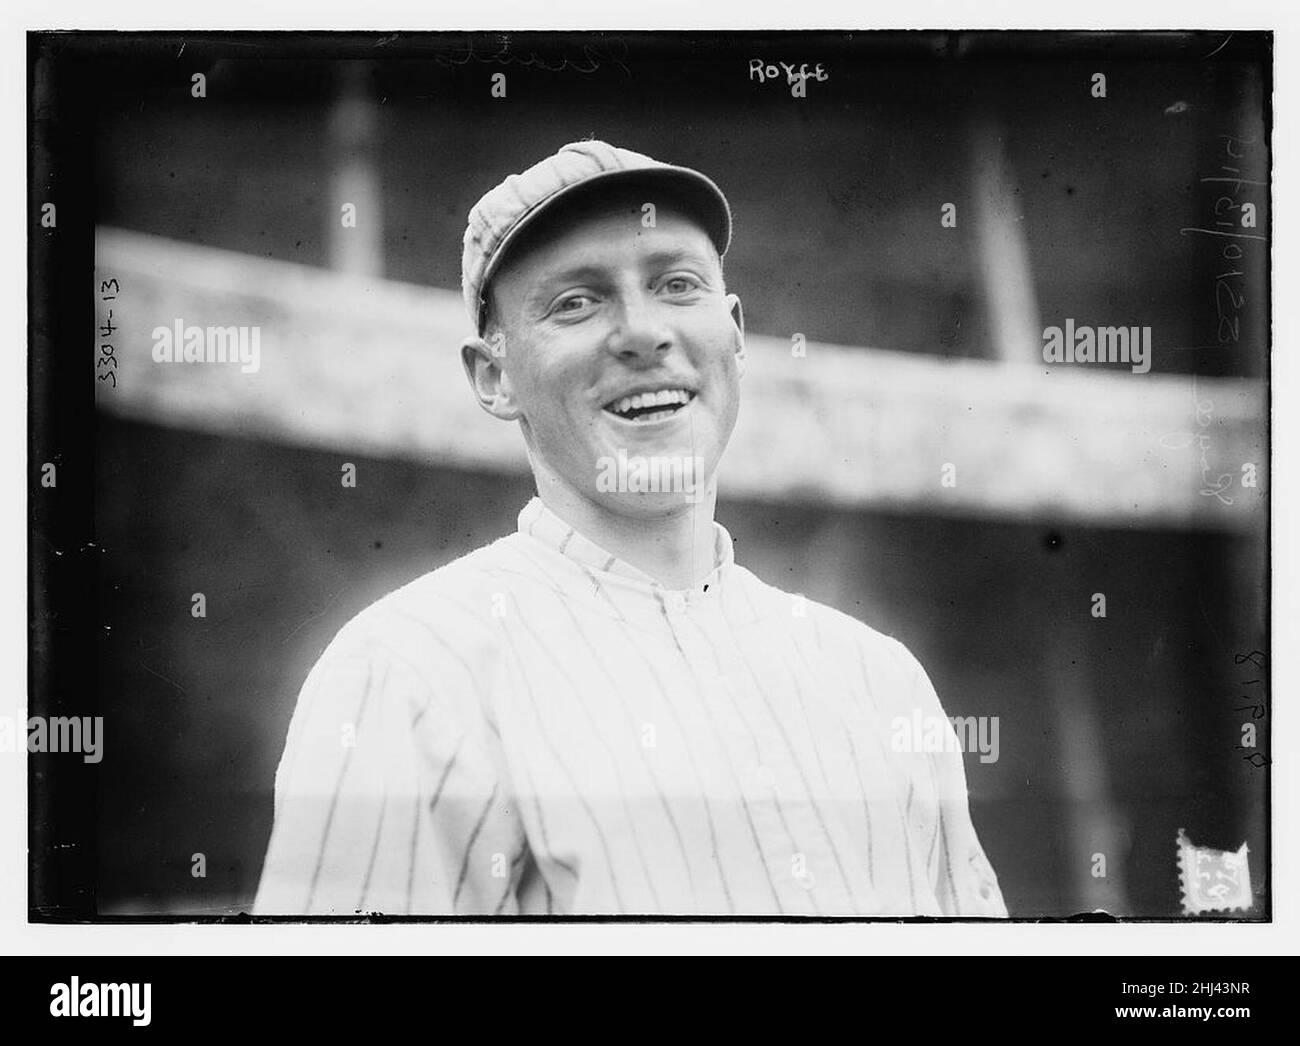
[253,498,1007,917]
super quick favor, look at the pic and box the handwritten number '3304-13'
[98,278,118,388]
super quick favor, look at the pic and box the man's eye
[553,294,594,315]
[660,275,702,295]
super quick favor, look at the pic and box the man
[254,139,1007,917]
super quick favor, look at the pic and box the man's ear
[726,293,747,377]
[460,333,521,421]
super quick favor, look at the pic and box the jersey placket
[671,586,841,915]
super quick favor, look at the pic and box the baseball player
[253,140,1007,917]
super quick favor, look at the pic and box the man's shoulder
[323,534,528,664]
[731,564,923,679]
[284,538,526,745]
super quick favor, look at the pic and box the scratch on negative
[138,660,187,694]
[280,591,343,645]
[1204,34,1233,60]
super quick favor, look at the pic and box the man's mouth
[602,388,696,424]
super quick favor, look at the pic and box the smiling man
[254,140,1007,917]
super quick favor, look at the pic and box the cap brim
[476,165,732,333]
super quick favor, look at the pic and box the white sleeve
[906,652,1009,918]
[253,625,526,915]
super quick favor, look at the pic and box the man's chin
[589,487,714,517]
[590,434,713,491]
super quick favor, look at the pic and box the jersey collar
[516,496,735,596]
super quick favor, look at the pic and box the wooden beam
[94,227,1266,530]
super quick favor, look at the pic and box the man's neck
[534,476,721,590]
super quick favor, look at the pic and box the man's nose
[605,294,673,363]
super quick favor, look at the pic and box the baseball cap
[461,139,733,335]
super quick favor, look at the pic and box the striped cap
[461,140,733,335]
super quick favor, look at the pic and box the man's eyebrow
[516,265,607,313]
[526,264,610,291]
[528,249,717,291]
[640,247,717,269]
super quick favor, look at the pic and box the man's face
[483,197,744,514]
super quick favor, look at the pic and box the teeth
[607,388,693,416]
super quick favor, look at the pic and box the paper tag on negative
[1177,828,1252,915]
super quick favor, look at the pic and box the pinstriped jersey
[254,497,1007,917]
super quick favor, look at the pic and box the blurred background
[40,31,1271,917]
